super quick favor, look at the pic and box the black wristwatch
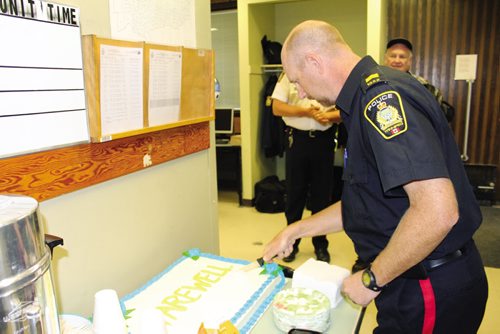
[362,266,384,292]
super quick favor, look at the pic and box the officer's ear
[304,52,324,75]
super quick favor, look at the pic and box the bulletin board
[82,35,215,143]
[0,2,89,159]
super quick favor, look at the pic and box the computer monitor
[215,108,234,135]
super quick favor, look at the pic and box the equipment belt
[401,243,469,279]
[424,248,464,271]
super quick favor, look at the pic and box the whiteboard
[0,2,89,159]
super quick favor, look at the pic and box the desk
[216,143,242,205]
[252,283,364,334]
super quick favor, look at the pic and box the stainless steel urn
[0,195,61,334]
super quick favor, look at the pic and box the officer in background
[385,38,455,122]
[271,72,341,263]
[263,21,487,333]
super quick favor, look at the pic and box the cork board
[82,35,214,142]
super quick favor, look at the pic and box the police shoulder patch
[364,91,407,139]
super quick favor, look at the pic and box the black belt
[287,126,334,138]
[401,244,468,279]
[425,248,464,271]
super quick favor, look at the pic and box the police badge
[364,91,407,139]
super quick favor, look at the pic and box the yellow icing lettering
[204,264,233,277]
[174,286,202,302]
[157,296,187,320]
[155,263,234,321]
[194,264,233,283]
[193,271,219,284]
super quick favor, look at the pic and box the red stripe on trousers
[419,278,436,334]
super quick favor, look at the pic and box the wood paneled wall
[0,123,209,202]
[387,0,499,201]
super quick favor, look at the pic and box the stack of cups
[92,289,127,334]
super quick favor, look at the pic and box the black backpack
[254,175,286,213]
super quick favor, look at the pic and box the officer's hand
[313,111,331,125]
[341,271,380,307]
[304,106,320,118]
[262,226,296,262]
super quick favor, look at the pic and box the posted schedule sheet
[100,45,144,136]
[148,49,182,126]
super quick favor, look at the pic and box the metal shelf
[261,64,283,73]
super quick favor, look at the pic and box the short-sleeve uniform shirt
[335,56,481,262]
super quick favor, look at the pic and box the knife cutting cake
[121,249,285,334]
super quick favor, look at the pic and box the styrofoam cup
[92,289,127,334]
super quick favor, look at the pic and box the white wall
[366,0,388,62]
[37,0,218,316]
[238,1,279,202]
[274,0,367,55]
[212,10,240,109]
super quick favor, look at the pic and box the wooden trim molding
[0,122,210,202]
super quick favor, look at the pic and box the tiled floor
[217,191,499,333]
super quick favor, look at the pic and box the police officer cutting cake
[263,20,488,333]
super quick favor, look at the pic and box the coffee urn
[0,195,62,334]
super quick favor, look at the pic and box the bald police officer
[263,20,487,333]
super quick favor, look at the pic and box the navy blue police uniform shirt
[335,56,481,263]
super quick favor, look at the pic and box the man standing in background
[271,72,341,263]
[384,38,455,122]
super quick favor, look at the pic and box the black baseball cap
[386,38,413,51]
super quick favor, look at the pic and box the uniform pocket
[342,155,368,184]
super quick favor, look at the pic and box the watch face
[362,270,372,287]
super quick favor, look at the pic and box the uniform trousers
[374,240,488,333]
[285,126,335,251]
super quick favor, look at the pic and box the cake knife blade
[239,255,294,276]
[240,257,267,272]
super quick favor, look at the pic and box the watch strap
[362,266,384,292]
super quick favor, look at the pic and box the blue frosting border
[232,271,286,334]
[119,250,285,333]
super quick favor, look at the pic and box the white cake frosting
[120,249,285,334]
